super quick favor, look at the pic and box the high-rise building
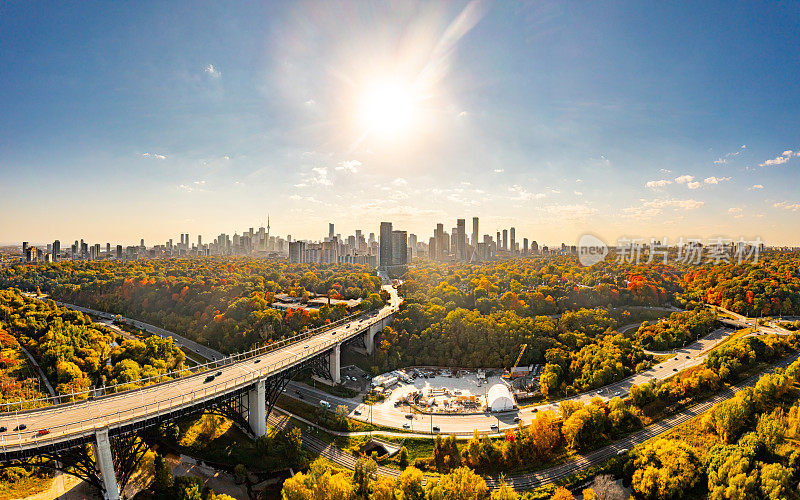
[22,242,28,257]
[502,229,508,251]
[379,222,393,268]
[391,230,407,266]
[531,240,539,254]
[329,223,335,240]
[53,240,61,259]
[105,243,110,254]
[472,217,479,247]
[116,245,123,259]
[289,241,306,263]
[456,219,466,261]
[408,233,417,260]
[510,227,516,254]
[523,238,529,254]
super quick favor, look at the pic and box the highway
[0,286,400,455]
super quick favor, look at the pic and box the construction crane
[502,344,528,380]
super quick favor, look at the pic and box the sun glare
[358,81,416,141]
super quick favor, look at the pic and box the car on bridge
[36,429,50,437]
[204,375,215,383]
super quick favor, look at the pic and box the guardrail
[0,308,397,454]
[0,305,392,413]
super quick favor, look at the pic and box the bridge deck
[0,288,399,456]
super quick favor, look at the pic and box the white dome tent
[487,383,515,412]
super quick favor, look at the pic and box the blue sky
[2,1,799,246]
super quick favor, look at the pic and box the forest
[0,288,185,396]
[0,259,385,353]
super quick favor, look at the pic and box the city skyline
[2,1,800,245]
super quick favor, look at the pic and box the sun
[358,81,416,141]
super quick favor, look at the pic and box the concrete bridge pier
[329,343,341,384]
[366,323,381,355]
[248,379,267,437]
[94,428,120,500]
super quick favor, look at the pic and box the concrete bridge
[0,286,400,499]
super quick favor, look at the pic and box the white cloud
[774,201,800,212]
[759,149,799,167]
[675,175,695,184]
[310,167,332,186]
[703,176,731,185]
[204,64,221,78]
[193,180,205,185]
[493,168,504,173]
[304,99,315,106]
[646,179,672,188]
[687,181,701,189]
[573,190,583,196]
[141,152,167,160]
[335,160,361,173]
[392,178,408,186]
[508,185,546,201]
[728,207,743,218]
[659,169,672,174]
[749,184,764,190]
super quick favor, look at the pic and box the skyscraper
[510,227,516,254]
[502,229,508,251]
[379,222,393,268]
[472,217,479,247]
[329,223,335,240]
[456,218,466,261]
[391,230,407,266]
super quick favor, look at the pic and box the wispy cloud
[749,184,764,190]
[675,175,694,184]
[204,64,221,78]
[509,185,546,201]
[714,144,746,165]
[493,168,504,173]
[335,160,361,173]
[177,180,206,193]
[774,201,800,212]
[623,198,705,220]
[703,176,731,185]
[141,152,167,160]
[759,149,799,167]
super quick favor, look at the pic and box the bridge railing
[0,303,393,413]
[0,312,395,453]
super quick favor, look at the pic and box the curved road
[0,286,401,455]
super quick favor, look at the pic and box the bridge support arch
[94,428,120,500]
